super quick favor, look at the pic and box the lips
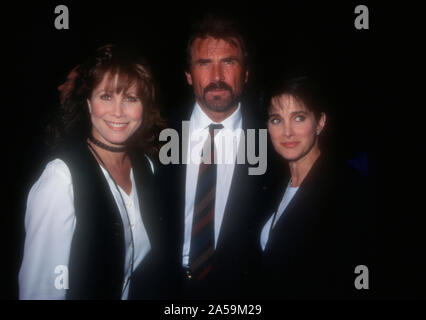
[206,88,231,95]
[281,142,299,148]
[105,120,129,131]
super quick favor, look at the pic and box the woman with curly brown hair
[18,44,169,300]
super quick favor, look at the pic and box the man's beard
[199,81,241,113]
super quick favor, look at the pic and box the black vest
[55,140,155,299]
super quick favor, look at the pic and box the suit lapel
[265,155,329,252]
[215,111,263,249]
[216,133,249,249]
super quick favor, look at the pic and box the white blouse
[19,158,153,300]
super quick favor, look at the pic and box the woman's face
[267,94,325,162]
[87,73,143,147]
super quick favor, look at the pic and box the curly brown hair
[47,44,165,155]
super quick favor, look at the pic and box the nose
[282,122,293,138]
[212,63,224,82]
[111,99,125,117]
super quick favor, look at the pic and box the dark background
[2,1,425,299]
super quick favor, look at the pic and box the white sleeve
[18,159,76,300]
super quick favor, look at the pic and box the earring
[316,130,320,136]
[88,103,92,114]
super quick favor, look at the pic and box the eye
[295,115,306,122]
[269,117,281,125]
[124,95,138,102]
[198,60,210,66]
[100,94,111,101]
[223,58,234,65]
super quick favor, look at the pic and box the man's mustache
[203,82,233,95]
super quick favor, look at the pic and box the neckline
[99,165,134,197]
[191,101,242,131]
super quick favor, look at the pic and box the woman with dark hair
[259,76,373,299]
[19,44,168,299]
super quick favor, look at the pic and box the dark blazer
[53,139,168,299]
[156,104,271,299]
[259,153,374,299]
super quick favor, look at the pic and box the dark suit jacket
[156,104,271,299]
[259,153,375,299]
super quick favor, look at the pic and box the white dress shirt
[182,102,243,267]
[260,184,299,251]
[19,158,152,300]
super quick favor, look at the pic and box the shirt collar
[190,101,242,131]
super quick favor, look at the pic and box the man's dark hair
[185,14,249,71]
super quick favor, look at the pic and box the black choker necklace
[88,136,126,153]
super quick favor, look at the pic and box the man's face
[185,37,248,116]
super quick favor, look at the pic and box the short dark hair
[265,75,328,121]
[185,14,249,71]
[47,44,165,155]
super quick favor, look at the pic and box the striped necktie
[189,123,223,280]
